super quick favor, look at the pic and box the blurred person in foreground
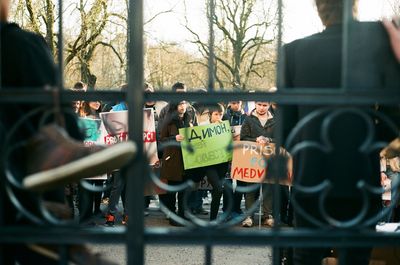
[0,0,134,263]
[281,0,400,264]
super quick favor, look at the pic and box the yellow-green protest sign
[179,121,232,169]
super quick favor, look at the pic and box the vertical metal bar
[274,0,284,232]
[58,245,68,265]
[272,246,280,265]
[0,169,4,265]
[275,0,285,91]
[0,13,2,88]
[337,248,348,265]
[127,0,144,265]
[341,0,352,91]
[205,244,212,265]
[207,0,216,92]
[0,105,4,265]
[57,0,64,88]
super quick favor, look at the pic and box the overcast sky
[144,0,396,51]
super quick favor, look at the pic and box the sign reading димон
[179,121,232,169]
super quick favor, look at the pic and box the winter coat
[240,111,275,142]
[159,111,193,182]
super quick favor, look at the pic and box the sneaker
[264,215,274,227]
[105,213,115,226]
[242,216,253,227]
[22,125,136,191]
[122,214,128,225]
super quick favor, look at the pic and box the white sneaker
[242,216,253,227]
[264,215,274,227]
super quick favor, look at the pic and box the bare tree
[10,0,125,88]
[146,42,207,90]
[64,0,125,88]
[184,0,278,90]
[10,0,56,55]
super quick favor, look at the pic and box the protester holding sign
[77,100,103,222]
[199,104,230,221]
[240,102,275,227]
[158,82,197,130]
[222,101,248,219]
[160,101,195,226]
[143,83,161,210]
[189,88,211,215]
[158,82,198,221]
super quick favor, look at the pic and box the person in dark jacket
[280,0,392,264]
[240,102,276,227]
[158,82,199,221]
[159,101,195,226]
[0,1,129,263]
[158,82,197,130]
[202,104,229,221]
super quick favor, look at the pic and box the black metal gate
[1,0,400,265]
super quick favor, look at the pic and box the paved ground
[87,196,276,265]
[93,244,272,265]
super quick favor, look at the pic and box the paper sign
[100,109,159,165]
[230,141,292,185]
[179,121,232,169]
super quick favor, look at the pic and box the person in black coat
[159,101,196,225]
[1,0,78,218]
[280,0,396,264]
[1,2,120,263]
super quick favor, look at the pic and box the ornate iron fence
[1,0,400,265]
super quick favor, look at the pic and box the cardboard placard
[230,141,292,185]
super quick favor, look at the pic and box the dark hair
[73,81,87,91]
[208,103,225,115]
[78,101,101,117]
[315,0,358,26]
[168,102,186,114]
[166,102,191,128]
[172,82,186,92]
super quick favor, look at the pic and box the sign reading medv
[230,141,292,185]
[179,121,233,169]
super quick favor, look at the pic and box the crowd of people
[2,0,400,264]
[67,80,291,229]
